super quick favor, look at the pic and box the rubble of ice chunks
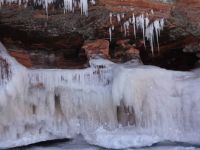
[108,9,165,54]
[0,0,95,16]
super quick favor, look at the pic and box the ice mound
[0,42,200,149]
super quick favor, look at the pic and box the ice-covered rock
[1,42,200,149]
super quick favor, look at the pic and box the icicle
[0,0,2,7]
[109,12,113,24]
[109,25,114,42]
[145,23,154,54]
[129,18,132,23]
[141,14,145,48]
[109,27,112,42]
[121,13,125,19]
[145,18,164,54]
[64,0,74,13]
[80,0,88,16]
[90,0,95,5]
[117,14,121,23]
[112,25,114,30]
[18,0,21,5]
[160,18,165,31]
[154,20,160,51]
[0,0,94,16]
[132,13,136,39]
[136,14,145,47]
[145,17,149,28]
[123,21,129,37]
[45,0,48,17]
[151,9,154,15]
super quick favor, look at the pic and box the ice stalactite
[145,18,165,54]
[123,21,129,37]
[136,14,145,47]
[117,14,121,23]
[145,16,149,29]
[64,0,74,14]
[109,25,114,42]
[0,0,3,7]
[0,0,95,16]
[108,11,165,54]
[80,0,88,16]
[90,0,95,5]
[154,20,161,51]
[145,23,155,54]
[151,9,154,15]
[121,13,125,19]
[132,13,136,39]
[109,12,113,24]
[109,27,112,42]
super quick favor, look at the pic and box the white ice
[0,42,200,149]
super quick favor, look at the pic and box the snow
[1,42,200,149]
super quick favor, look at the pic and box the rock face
[112,40,141,62]
[0,0,199,70]
[9,50,32,67]
[82,39,110,59]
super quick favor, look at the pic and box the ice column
[132,13,136,39]
[110,12,113,24]
[109,25,114,42]
[117,14,121,23]
[64,0,74,13]
[123,21,129,37]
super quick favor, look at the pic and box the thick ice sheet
[0,42,200,149]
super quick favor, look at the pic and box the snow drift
[0,42,200,149]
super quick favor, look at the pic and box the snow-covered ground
[1,42,200,149]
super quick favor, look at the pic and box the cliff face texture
[0,0,199,70]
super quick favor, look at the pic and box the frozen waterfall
[0,42,200,149]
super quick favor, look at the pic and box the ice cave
[0,0,200,149]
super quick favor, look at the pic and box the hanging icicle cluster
[108,10,164,54]
[0,0,95,16]
[145,18,164,54]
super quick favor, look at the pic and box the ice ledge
[0,42,200,149]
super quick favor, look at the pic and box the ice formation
[109,12,113,24]
[146,18,165,54]
[1,42,200,149]
[109,25,114,42]
[0,0,94,16]
[117,13,121,23]
[123,21,130,37]
[132,13,136,39]
[108,11,164,54]
[136,14,145,47]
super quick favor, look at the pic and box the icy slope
[0,42,200,149]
